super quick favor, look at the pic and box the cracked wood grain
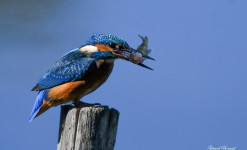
[57,105,119,150]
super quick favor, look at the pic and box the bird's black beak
[113,47,154,70]
[137,63,154,70]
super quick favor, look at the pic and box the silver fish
[128,35,155,70]
[136,35,155,60]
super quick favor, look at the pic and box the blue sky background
[1,0,246,149]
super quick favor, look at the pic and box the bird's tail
[28,90,50,122]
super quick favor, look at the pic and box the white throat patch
[79,45,98,53]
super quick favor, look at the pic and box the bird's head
[79,33,153,69]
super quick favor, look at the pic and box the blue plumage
[28,90,48,122]
[84,33,129,48]
[90,51,116,59]
[34,50,97,91]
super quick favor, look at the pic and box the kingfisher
[29,33,153,122]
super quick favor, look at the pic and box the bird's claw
[73,101,101,108]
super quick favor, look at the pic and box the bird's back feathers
[32,50,97,91]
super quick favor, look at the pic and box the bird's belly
[75,60,114,99]
[47,81,85,105]
[47,60,114,106]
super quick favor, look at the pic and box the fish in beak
[113,35,155,70]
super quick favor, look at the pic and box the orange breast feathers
[95,44,113,52]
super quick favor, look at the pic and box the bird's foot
[73,101,101,108]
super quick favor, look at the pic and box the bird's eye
[109,42,116,49]
[118,45,125,50]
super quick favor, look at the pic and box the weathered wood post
[57,105,120,150]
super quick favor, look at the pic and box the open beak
[112,48,132,61]
[113,47,154,70]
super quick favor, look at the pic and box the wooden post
[57,105,120,150]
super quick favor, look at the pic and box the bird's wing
[32,50,97,91]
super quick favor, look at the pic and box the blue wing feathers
[28,90,48,122]
[33,50,97,91]
[29,50,97,121]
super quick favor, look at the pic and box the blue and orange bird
[29,33,153,122]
